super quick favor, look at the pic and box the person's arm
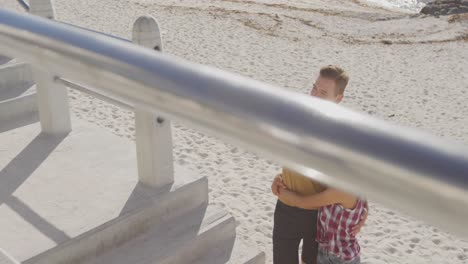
[277,187,353,210]
[351,201,369,235]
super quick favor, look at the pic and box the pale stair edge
[0,55,11,65]
[192,235,266,264]
[227,239,266,264]
[83,205,235,264]
[0,249,20,264]
[86,205,265,264]
[0,61,38,130]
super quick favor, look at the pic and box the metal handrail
[58,21,130,43]
[55,77,132,110]
[0,9,467,237]
[15,0,29,11]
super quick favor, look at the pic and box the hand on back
[271,173,287,196]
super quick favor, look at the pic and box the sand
[1,0,468,263]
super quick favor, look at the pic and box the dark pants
[273,200,319,264]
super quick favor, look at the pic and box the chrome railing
[58,21,131,43]
[15,0,29,11]
[0,8,467,238]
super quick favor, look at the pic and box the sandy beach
[2,0,468,263]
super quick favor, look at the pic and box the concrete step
[0,85,37,129]
[227,240,265,264]
[191,236,265,264]
[84,205,236,264]
[0,249,19,264]
[0,62,37,129]
[0,55,12,66]
[25,175,209,264]
[0,62,34,101]
[192,239,265,264]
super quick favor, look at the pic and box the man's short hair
[319,65,349,95]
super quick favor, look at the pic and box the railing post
[132,16,174,188]
[33,72,72,134]
[29,0,56,19]
[29,0,72,134]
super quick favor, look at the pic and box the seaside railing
[1,6,468,240]
[15,0,29,11]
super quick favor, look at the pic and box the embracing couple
[271,65,368,264]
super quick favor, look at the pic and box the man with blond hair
[271,65,367,264]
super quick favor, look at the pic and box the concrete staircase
[0,59,264,264]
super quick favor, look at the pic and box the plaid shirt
[316,199,367,261]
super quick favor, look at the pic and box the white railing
[1,8,468,238]
[15,0,29,11]
[28,1,173,188]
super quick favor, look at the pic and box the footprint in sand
[385,247,396,254]
[222,178,231,183]
[443,246,457,251]
[198,152,208,158]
